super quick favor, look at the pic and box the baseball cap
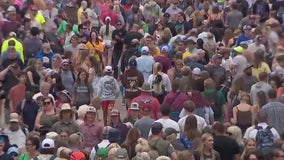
[104,66,113,73]
[46,132,58,140]
[161,46,169,52]
[115,148,128,159]
[192,67,201,75]
[142,103,152,112]
[130,102,140,110]
[233,46,244,54]
[57,90,71,101]
[151,122,163,135]
[105,16,111,22]
[41,138,55,149]
[244,64,253,71]
[7,6,16,12]
[70,151,86,160]
[86,106,96,113]
[10,113,19,123]
[141,46,150,54]
[243,25,252,30]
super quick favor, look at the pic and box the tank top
[236,106,252,126]
[40,113,57,128]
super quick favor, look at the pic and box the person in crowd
[7,71,27,112]
[213,122,241,160]
[109,109,129,144]
[131,83,161,120]
[73,69,93,108]
[19,136,40,160]
[152,104,180,135]
[134,102,155,139]
[86,30,104,64]
[35,138,58,159]
[121,58,144,110]
[148,122,178,159]
[17,90,40,131]
[80,106,104,152]
[260,89,284,135]
[201,78,226,122]
[178,100,207,133]
[32,81,55,101]
[59,59,76,96]
[121,128,141,159]
[0,131,13,159]
[25,58,41,92]
[51,103,79,134]
[231,91,254,133]
[123,102,140,125]
[148,62,172,103]
[97,66,120,125]
[180,115,201,150]
[136,46,155,82]
[252,49,271,80]
[193,133,221,160]
[240,138,256,160]
[163,79,188,121]
[3,113,28,150]
[34,96,58,137]
[250,72,273,106]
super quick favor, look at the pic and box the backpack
[255,126,274,156]
[152,73,166,96]
[203,91,222,120]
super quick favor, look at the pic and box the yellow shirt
[77,7,84,24]
[1,38,24,62]
[252,62,271,80]
[86,41,104,62]
[182,51,192,60]
[35,12,45,25]
[153,47,161,57]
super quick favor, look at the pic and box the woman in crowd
[180,115,201,150]
[241,138,257,160]
[122,128,141,159]
[194,133,221,160]
[226,125,244,150]
[25,58,42,92]
[231,91,254,133]
[19,136,40,160]
[100,17,116,67]
[86,30,104,65]
[73,69,93,108]
[35,96,58,137]
[167,59,184,83]
[51,54,62,73]
[252,49,271,80]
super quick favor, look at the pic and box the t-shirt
[134,117,155,139]
[213,135,240,160]
[75,83,93,106]
[60,71,75,95]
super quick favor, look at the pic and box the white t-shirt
[178,114,207,133]
[247,123,280,141]
[4,128,28,149]
[148,118,180,137]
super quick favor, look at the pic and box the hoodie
[97,75,120,100]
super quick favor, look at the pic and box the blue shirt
[235,34,253,46]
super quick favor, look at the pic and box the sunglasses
[117,23,122,26]
[25,143,33,146]
[43,101,51,105]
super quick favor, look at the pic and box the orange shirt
[86,41,104,62]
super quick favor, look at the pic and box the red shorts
[102,100,115,111]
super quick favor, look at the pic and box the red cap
[142,103,152,112]
[70,151,86,160]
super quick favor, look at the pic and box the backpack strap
[21,126,27,137]
[20,99,26,111]
[50,155,57,160]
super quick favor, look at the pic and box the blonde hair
[135,138,150,153]
[227,126,243,146]
[237,91,250,103]
[153,62,162,75]
[197,133,216,160]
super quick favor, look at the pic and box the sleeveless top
[236,106,252,126]
[40,113,57,128]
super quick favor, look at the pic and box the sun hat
[138,83,153,92]
[115,148,128,159]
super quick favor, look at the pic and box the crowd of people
[1,0,284,159]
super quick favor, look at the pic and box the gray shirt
[134,117,154,139]
[261,101,284,134]
[226,10,243,29]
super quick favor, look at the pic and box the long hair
[105,20,110,36]
[89,56,103,77]
[153,62,162,75]
[256,90,268,108]
[76,69,89,84]
[89,30,100,43]
[25,58,38,71]
[184,115,201,140]
[241,138,256,160]
[197,133,216,160]
[122,128,141,157]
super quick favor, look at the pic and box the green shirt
[57,20,67,37]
